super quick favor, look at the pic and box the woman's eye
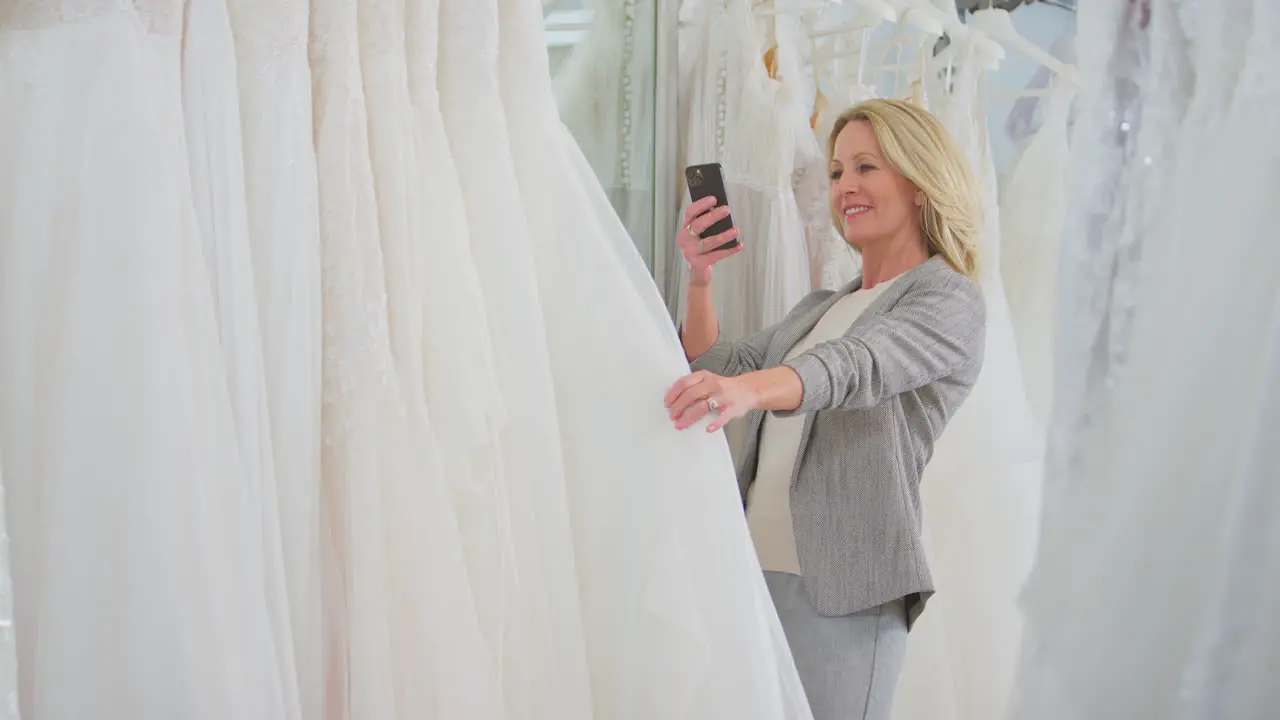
[829,170,842,180]
[857,164,877,173]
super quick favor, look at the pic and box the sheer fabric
[496,1,812,717]
[309,0,505,714]
[181,0,301,713]
[225,0,325,712]
[0,1,814,717]
[893,31,1043,720]
[1000,81,1075,428]
[1014,1,1280,717]
[0,3,291,716]
[0,465,14,720]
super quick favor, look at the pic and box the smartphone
[684,162,740,252]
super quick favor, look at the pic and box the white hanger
[853,0,897,24]
[810,20,882,39]
[897,6,943,37]
[898,0,1005,62]
[756,0,840,17]
[967,8,1079,86]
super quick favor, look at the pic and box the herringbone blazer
[691,255,986,626]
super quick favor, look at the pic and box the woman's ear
[914,190,925,207]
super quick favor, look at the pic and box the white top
[746,277,898,574]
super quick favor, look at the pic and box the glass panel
[545,0,658,269]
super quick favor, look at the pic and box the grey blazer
[691,255,985,627]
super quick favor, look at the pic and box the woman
[665,99,987,720]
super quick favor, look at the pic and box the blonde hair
[827,99,983,279]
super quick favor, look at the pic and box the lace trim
[226,0,308,59]
[1,0,125,29]
[617,0,637,186]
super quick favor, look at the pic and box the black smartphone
[684,162,740,252]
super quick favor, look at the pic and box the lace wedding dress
[1014,1,1280,717]
[669,0,812,343]
[434,0,813,717]
[226,0,326,712]
[0,2,292,716]
[892,30,1044,720]
[1000,80,1075,428]
[309,0,505,715]
[553,0,656,255]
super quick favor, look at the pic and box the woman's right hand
[679,196,743,287]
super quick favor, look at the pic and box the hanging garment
[1000,80,1076,428]
[1002,30,1077,154]
[553,0,656,258]
[309,0,504,715]
[440,0,815,717]
[891,31,1044,720]
[0,462,15,720]
[225,0,325,714]
[781,23,861,293]
[181,0,302,714]
[404,0,513,671]
[792,125,860,292]
[1014,0,1280,717]
[668,0,812,344]
[440,0,598,714]
[0,2,292,716]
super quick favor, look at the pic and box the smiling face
[829,119,924,252]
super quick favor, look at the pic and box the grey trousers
[765,572,908,720]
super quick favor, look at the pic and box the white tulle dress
[0,2,292,717]
[225,0,326,712]
[309,0,507,715]
[1014,1,1280,717]
[891,29,1044,720]
[438,0,814,717]
[0,465,15,720]
[1000,79,1075,429]
[181,0,302,713]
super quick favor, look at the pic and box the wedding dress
[553,0,656,256]
[669,0,812,343]
[0,465,15,719]
[0,2,291,716]
[433,0,815,717]
[1014,1,1280,717]
[181,0,301,713]
[439,0,597,715]
[892,30,1044,720]
[225,0,326,712]
[781,26,861,293]
[309,0,502,715]
[1000,79,1075,429]
[404,0,513,662]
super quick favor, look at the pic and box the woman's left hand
[664,371,760,433]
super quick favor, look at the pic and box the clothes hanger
[967,8,1079,86]
[853,0,898,24]
[755,0,840,16]
[900,0,1006,63]
[895,5,944,37]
